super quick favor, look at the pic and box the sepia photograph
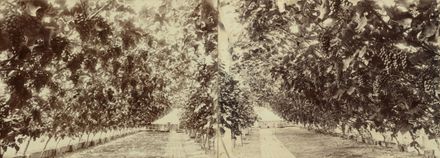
[0,0,439,157]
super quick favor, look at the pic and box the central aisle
[259,129,296,158]
[165,131,210,158]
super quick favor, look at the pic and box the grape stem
[86,0,115,20]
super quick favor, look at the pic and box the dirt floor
[274,127,423,158]
[63,132,169,158]
[16,127,425,158]
[232,128,262,158]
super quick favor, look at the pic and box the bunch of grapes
[394,49,408,70]
[329,0,343,17]
[84,56,97,72]
[380,48,408,73]
[122,31,136,49]
[6,14,42,43]
[320,31,333,52]
[377,47,394,73]
[372,75,382,96]
[93,17,112,44]
[7,71,32,108]
[32,71,50,92]
[2,15,26,50]
[74,14,94,41]
[51,36,69,59]
[112,60,121,75]
[66,54,84,73]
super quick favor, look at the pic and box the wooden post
[22,137,32,156]
[55,137,61,148]
[78,133,84,144]
[240,135,244,146]
[40,136,52,158]
[409,131,421,155]
[67,137,73,146]
[86,133,91,146]
[1,145,4,158]
[99,131,103,140]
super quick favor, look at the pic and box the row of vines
[235,0,439,151]
[0,0,258,156]
[180,0,257,151]
[0,0,202,156]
